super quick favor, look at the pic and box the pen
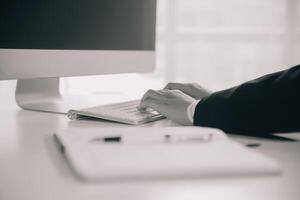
[90,133,214,144]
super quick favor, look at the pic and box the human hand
[138,89,196,126]
[164,83,211,100]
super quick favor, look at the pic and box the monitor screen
[0,0,156,50]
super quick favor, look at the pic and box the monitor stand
[15,78,70,114]
[15,77,141,114]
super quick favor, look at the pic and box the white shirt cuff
[186,99,201,124]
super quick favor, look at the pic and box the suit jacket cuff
[193,90,235,132]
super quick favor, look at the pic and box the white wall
[156,0,300,89]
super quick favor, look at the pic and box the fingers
[138,89,191,112]
[164,82,187,91]
[164,82,195,98]
[142,89,162,100]
[164,82,210,100]
[139,88,196,125]
[138,89,165,111]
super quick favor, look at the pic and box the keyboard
[67,100,165,125]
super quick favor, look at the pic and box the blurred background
[2,0,300,100]
[64,0,300,96]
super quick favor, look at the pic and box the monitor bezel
[0,49,155,80]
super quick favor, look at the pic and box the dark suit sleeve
[194,65,300,135]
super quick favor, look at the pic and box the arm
[194,65,300,135]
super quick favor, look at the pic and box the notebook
[54,127,281,181]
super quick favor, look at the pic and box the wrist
[186,99,201,125]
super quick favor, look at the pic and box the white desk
[1,82,300,200]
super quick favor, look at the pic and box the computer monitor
[0,0,156,113]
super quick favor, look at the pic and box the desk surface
[1,84,300,200]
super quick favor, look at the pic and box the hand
[138,89,196,126]
[164,83,211,100]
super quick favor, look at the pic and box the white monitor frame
[0,49,155,113]
[0,49,155,80]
